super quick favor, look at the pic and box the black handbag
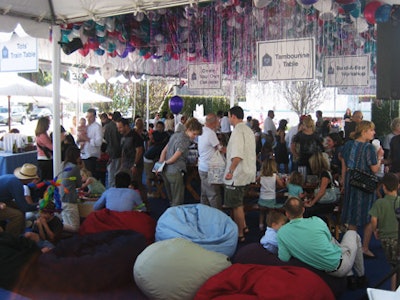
[349,168,378,193]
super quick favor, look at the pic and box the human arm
[93,193,107,210]
[370,146,385,174]
[131,145,144,175]
[165,150,183,165]
[305,176,330,207]
[277,236,291,262]
[370,216,379,240]
[276,175,285,190]
[225,157,242,180]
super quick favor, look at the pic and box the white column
[52,25,61,176]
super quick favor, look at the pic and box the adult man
[116,118,144,188]
[81,108,104,179]
[383,117,400,159]
[263,110,277,137]
[198,113,224,209]
[224,106,256,242]
[219,111,231,137]
[277,197,366,288]
[315,110,323,136]
[103,111,122,188]
[344,110,363,141]
[0,164,39,236]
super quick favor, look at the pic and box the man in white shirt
[198,113,224,209]
[81,108,104,179]
[263,110,277,137]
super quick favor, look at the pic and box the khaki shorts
[381,238,398,265]
[224,185,246,208]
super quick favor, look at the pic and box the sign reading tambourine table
[188,63,221,89]
[0,34,38,73]
[324,55,370,87]
[257,38,315,81]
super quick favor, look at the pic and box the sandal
[243,226,250,234]
[238,236,246,243]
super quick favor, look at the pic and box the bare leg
[232,206,246,237]
[362,223,374,256]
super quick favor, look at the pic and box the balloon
[253,0,272,8]
[301,0,318,5]
[375,4,392,23]
[169,96,184,114]
[335,0,356,4]
[313,0,332,13]
[78,46,90,57]
[364,0,382,24]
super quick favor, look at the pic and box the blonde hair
[351,120,375,140]
[266,210,288,227]
[80,168,92,178]
[260,157,277,177]
[289,171,303,186]
[309,152,330,175]
[302,115,315,131]
[391,117,400,132]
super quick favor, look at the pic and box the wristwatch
[228,169,233,174]
[133,163,137,167]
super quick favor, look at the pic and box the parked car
[0,105,28,125]
[29,107,52,121]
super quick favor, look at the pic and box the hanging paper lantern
[375,4,392,23]
[95,48,105,56]
[101,63,116,80]
[314,0,332,13]
[335,0,356,4]
[364,0,382,24]
[253,0,272,8]
[301,0,318,5]
[169,96,184,114]
[78,45,90,57]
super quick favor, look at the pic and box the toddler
[260,210,288,254]
[287,171,305,199]
[80,168,106,197]
[77,117,88,150]
[257,157,285,231]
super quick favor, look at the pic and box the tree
[279,80,326,116]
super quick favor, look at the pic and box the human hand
[304,199,313,207]
[373,229,380,240]
[0,202,6,210]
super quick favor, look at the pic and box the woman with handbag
[35,117,53,181]
[340,120,384,258]
[304,152,339,218]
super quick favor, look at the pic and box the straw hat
[14,163,39,180]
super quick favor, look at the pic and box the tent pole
[52,25,61,176]
[7,95,11,132]
[146,78,149,131]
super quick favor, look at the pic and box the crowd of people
[1,105,400,291]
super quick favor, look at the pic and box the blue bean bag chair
[155,204,238,257]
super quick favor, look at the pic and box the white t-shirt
[263,117,277,136]
[259,174,277,200]
[198,126,220,172]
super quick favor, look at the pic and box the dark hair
[100,112,108,119]
[382,173,399,192]
[327,132,343,146]
[156,121,165,127]
[115,171,132,188]
[284,197,304,218]
[185,118,203,134]
[116,118,130,127]
[87,108,96,116]
[229,106,244,120]
[266,210,287,227]
[63,146,81,165]
[112,111,122,121]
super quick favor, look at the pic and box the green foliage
[371,100,400,139]
[160,96,230,117]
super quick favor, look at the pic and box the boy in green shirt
[369,172,400,290]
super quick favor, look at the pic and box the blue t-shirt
[260,226,278,254]
[0,175,37,212]
[287,183,303,198]
[93,188,145,212]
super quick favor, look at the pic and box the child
[76,117,88,150]
[287,171,305,199]
[24,201,63,253]
[257,157,285,231]
[369,172,400,290]
[93,171,145,212]
[80,168,106,196]
[260,210,288,254]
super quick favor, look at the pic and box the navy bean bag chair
[232,243,347,298]
[33,230,147,293]
[155,204,238,257]
[79,208,156,245]
[195,264,335,300]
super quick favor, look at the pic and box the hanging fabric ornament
[101,63,116,80]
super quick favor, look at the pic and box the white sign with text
[324,55,370,87]
[0,34,38,73]
[257,38,314,81]
[188,63,221,89]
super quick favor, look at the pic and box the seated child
[93,171,145,212]
[260,210,288,254]
[76,117,88,150]
[287,171,305,199]
[24,201,63,253]
[80,168,106,196]
[369,172,400,290]
[257,157,286,231]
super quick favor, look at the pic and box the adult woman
[274,119,289,174]
[251,119,262,170]
[324,132,344,178]
[340,121,384,258]
[159,118,203,206]
[291,116,324,177]
[35,117,53,181]
[304,152,337,218]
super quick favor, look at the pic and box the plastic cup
[372,139,380,152]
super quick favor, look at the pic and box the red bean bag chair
[232,243,347,298]
[195,264,335,300]
[31,230,147,293]
[79,208,156,244]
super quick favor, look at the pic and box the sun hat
[13,163,39,180]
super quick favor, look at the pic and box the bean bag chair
[232,243,347,298]
[134,238,231,300]
[0,233,41,290]
[33,230,147,293]
[195,264,335,300]
[79,208,156,244]
[155,204,238,257]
